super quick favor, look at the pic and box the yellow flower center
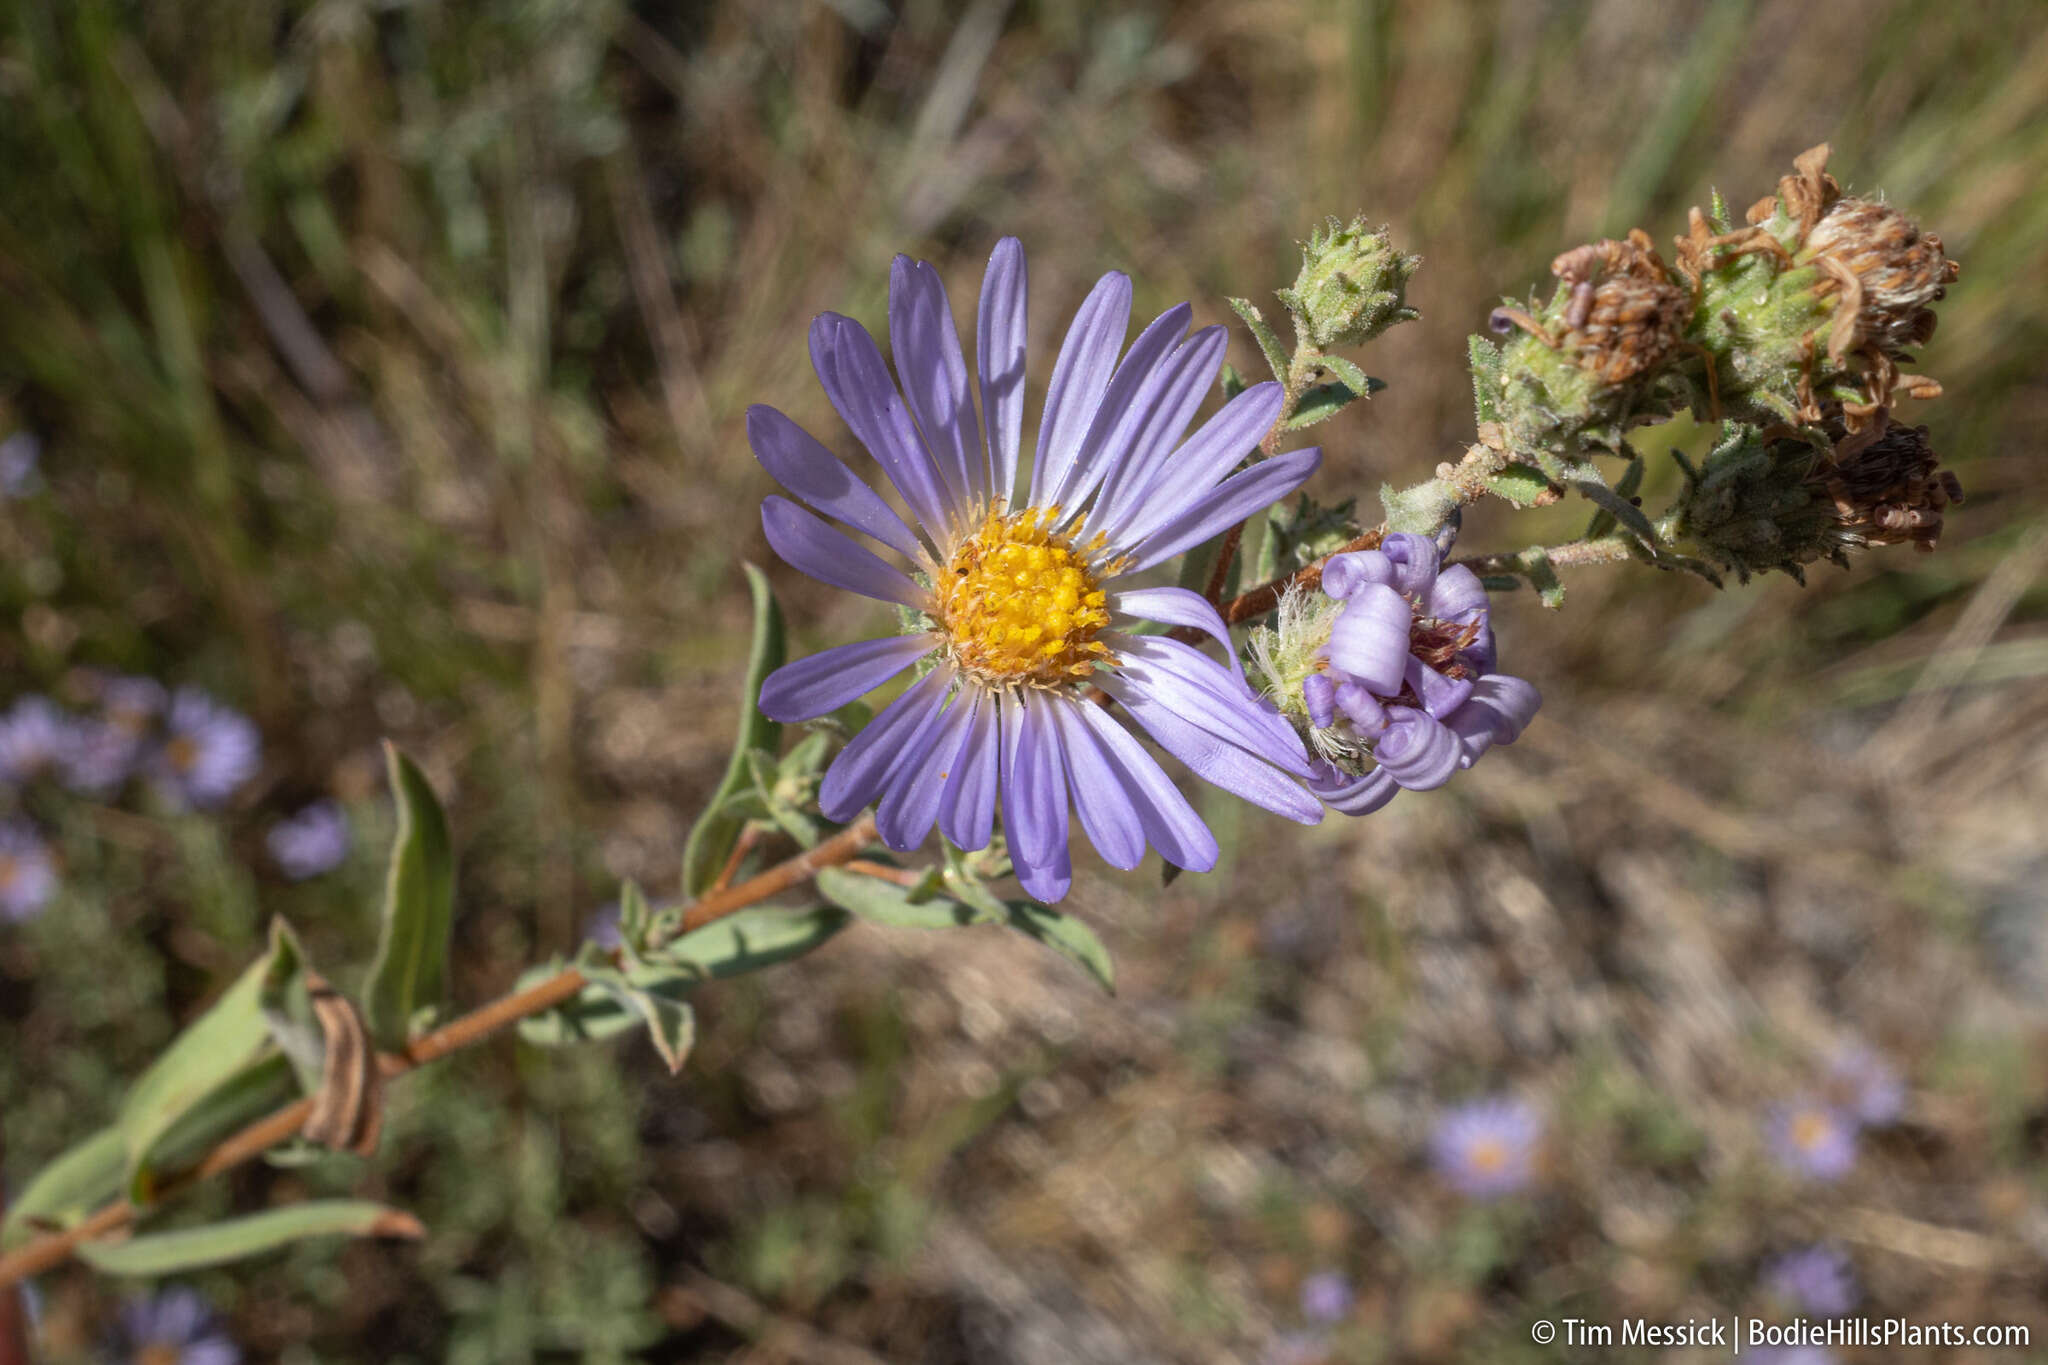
[1791,1110,1833,1151]
[0,855,16,893]
[933,507,1116,686]
[1467,1137,1508,1173]
[165,735,198,774]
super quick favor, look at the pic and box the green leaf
[1228,296,1291,386]
[1320,355,1384,398]
[1003,901,1115,994]
[515,959,646,1047]
[658,904,850,981]
[2,1125,125,1249]
[76,1200,423,1277]
[1585,456,1646,538]
[1468,335,1504,426]
[617,879,654,956]
[1521,548,1566,609]
[145,1054,302,1182]
[681,564,787,895]
[1218,361,1247,400]
[362,743,456,1049]
[1568,476,1658,545]
[119,929,290,1201]
[816,866,994,930]
[1478,574,1522,593]
[258,920,323,1095]
[1284,381,1359,430]
[582,966,698,1074]
[1484,462,1555,508]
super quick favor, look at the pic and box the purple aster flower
[0,821,56,922]
[59,676,164,796]
[1299,1271,1354,1326]
[266,800,350,880]
[151,688,261,809]
[1766,1099,1858,1181]
[1827,1044,1905,1126]
[0,431,39,498]
[1764,1244,1858,1317]
[1430,1095,1543,1199]
[0,695,76,786]
[107,1286,240,1365]
[748,238,1325,902]
[1251,533,1539,816]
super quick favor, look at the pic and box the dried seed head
[1549,231,1695,384]
[1802,198,1958,360]
[1818,414,1961,553]
[1746,142,1842,240]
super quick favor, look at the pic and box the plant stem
[1452,535,1639,575]
[0,1130,35,1365]
[0,814,882,1290]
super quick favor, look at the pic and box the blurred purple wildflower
[0,821,56,922]
[1261,1331,1331,1365]
[0,695,75,785]
[1286,533,1540,816]
[1430,1095,1543,1199]
[1299,1271,1354,1326]
[1827,1044,1905,1126]
[62,676,169,795]
[1764,1244,1858,1318]
[584,901,625,951]
[749,237,1324,901]
[107,1286,240,1365]
[152,688,260,809]
[1766,1099,1858,1181]
[0,430,39,498]
[267,800,350,880]
[1745,1349,1837,1365]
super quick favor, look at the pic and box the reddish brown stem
[0,1130,35,1365]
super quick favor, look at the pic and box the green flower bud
[1276,218,1420,350]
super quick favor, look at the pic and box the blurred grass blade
[362,742,456,1049]
[1,1126,125,1250]
[681,563,787,895]
[118,924,298,1201]
[76,1201,424,1277]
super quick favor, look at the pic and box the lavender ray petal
[1044,302,1192,514]
[762,496,929,608]
[1308,761,1401,816]
[890,255,984,512]
[1112,635,1310,773]
[746,405,925,562]
[1302,672,1336,729]
[1069,697,1217,871]
[818,668,954,821]
[1122,447,1322,571]
[810,312,960,542]
[1463,673,1542,745]
[1100,379,1284,545]
[1013,835,1072,903]
[1426,563,1489,622]
[1101,673,1323,824]
[1082,325,1229,540]
[976,237,1028,510]
[1324,582,1410,696]
[1109,585,1245,682]
[1322,549,1395,600]
[876,686,975,851]
[939,690,999,850]
[1379,531,1441,599]
[1045,695,1146,870]
[1333,681,1388,736]
[1405,654,1475,720]
[758,633,935,723]
[1371,708,1463,790]
[999,690,1070,869]
[1028,271,1132,508]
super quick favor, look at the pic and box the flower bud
[1277,217,1420,350]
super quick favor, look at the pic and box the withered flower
[1549,230,1695,384]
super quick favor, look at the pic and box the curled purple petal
[1333,681,1387,736]
[1307,761,1399,816]
[1426,563,1489,623]
[1372,708,1462,790]
[1404,654,1475,720]
[1324,583,1410,696]
[1379,531,1440,599]
[1302,673,1335,729]
[1320,549,1394,600]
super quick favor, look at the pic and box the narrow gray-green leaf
[1569,476,1658,545]
[1467,335,1504,425]
[1227,297,1291,386]
[1003,901,1116,994]
[77,1201,424,1277]
[1485,463,1556,508]
[145,1053,301,1182]
[658,904,849,981]
[362,743,455,1049]
[119,936,282,1201]
[1316,355,1383,400]
[584,968,697,1075]
[816,867,993,930]
[681,563,787,895]
[2,1125,125,1249]
[1522,548,1566,609]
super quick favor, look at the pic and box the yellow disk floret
[933,507,1116,685]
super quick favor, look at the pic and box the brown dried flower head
[1817,413,1962,553]
[1548,229,1695,384]
[1804,197,1958,361]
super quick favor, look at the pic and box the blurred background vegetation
[3,0,2046,1359]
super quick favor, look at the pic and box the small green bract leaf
[1522,548,1566,609]
[77,1201,423,1276]
[681,564,787,895]
[1228,297,1291,387]
[1285,382,1361,430]
[362,743,455,1050]
[1315,355,1383,400]
[1485,462,1555,508]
